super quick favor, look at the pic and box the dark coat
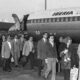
[46,42,57,58]
[59,43,79,69]
[58,42,67,56]
[59,43,71,69]
[70,44,79,68]
[37,39,48,60]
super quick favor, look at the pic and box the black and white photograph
[0,0,80,80]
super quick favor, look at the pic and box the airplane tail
[12,14,20,24]
[21,14,29,31]
[9,14,29,31]
[9,14,20,31]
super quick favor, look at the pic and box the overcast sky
[0,0,80,22]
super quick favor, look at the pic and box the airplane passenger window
[53,18,55,22]
[51,18,54,22]
[36,19,38,23]
[65,17,68,22]
[56,18,59,22]
[43,19,45,23]
[55,18,57,22]
[37,19,40,23]
[32,19,35,23]
[78,16,80,21]
[45,19,47,23]
[49,18,51,23]
[63,17,66,22]
[34,19,36,23]
[68,17,70,22]
[59,18,61,22]
[30,20,31,23]
[74,17,78,21]
[61,18,63,22]
[41,19,44,23]
[72,17,75,21]
[31,20,33,23]
[40,19,41,23]
[70,17,73,21]
[47,18,49,22]
[77,16,80,21]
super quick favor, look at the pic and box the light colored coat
[12,39,20,65]
[12,39,20,58]
[1,41,12,59]
[22,41,34,56]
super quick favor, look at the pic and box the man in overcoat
[12,35,20,67]
[1,35,12,72]
[37,32,48,76]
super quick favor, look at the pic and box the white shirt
[49,41,54,47]
[29,41,33,52]
[14,39,18,42]
[43,38,47,43]
[7,41,11,49]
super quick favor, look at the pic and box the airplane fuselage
[26,8,80,43]
[27,20,80,43]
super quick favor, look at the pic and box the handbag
[11,57,14,62]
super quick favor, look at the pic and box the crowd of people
[0,32,79,80]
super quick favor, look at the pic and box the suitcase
[70,66,78,80]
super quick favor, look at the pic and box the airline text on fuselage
[52,11,73,16]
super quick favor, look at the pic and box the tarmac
[0,66,64,80]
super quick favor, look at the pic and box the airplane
[24,7,80,43]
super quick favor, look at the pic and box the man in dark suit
[37,32,48,76]
[44,34,57,80]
